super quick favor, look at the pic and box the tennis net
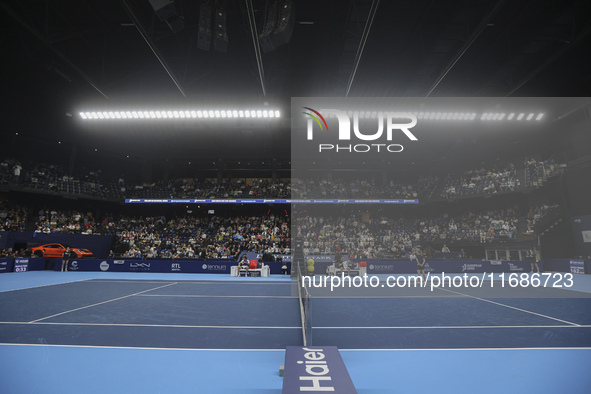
[297,264,312,346]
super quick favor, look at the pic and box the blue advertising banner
[61,259,233,274]
[282,346,357,394]
[364,259,533,274]
[14,258,29,273]
[570,259,586,274]
[0,258,14,273]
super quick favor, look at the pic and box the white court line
[28,282,178,323]
[0,343,285,351]
[439,287,581,326]
[87,280,290,285]
[0,322,300,329]
[0,279,93,293]
[0,343,589,352]
[3,321,589,330]
[137,294,296,298]
[341,347,591,351]
[135,294,461,299]
[314,325,591,329]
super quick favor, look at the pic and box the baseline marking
[1,343,590,352]
[314,325,591,329]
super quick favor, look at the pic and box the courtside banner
[283,346,357,394]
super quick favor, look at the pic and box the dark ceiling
[1,0,590,171]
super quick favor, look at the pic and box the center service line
[28,282,178,323]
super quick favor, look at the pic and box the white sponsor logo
[100,261,109,271]
[461,263,482,272]
[297,347,335,392]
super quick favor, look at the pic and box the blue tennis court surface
[1,271,591,393]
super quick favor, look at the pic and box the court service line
[135,294,462,299]
[438,287,581,326]
[28,282,178,323]
[0,278,94,293]
[136,294,295,298]
[1,322,300,329]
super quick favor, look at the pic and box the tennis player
[237,254,249,276]
[415,250,426,283]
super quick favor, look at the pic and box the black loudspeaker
[198,1,213,51]
[270,0,294,48]
[214,0,228,53]
[259,0,279,53]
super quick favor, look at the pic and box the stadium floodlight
[517,113,524,120]
[498,113,505,120]
[79,108,282,121]
[508,113,515,120]
[481,113,487,120]
[418,112,424,119]
[536,113,544,121]
[470,113,477,120]
[526,113,534,120]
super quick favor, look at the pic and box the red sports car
[32,243,93,258]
